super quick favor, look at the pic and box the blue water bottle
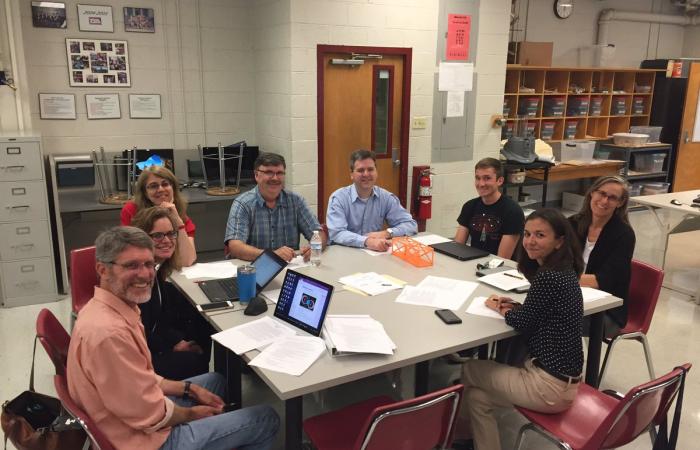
[237,265,256,305]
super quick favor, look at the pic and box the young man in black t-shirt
[455,158,524,259]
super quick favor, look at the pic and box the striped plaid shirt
[224,186,320,250]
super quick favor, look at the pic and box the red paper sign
[446,14,470,61]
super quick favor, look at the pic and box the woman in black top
[569,175,635,335]
[454,209,584,450]
[132,207,212,380]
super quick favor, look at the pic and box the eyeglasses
[149,230,178,241]
[256,170,286,178]
[593,189,622,203]
[107,260,157,271]
[145,180,172,191]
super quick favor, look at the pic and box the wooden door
[674,62,700,192]
[317,46,411,219]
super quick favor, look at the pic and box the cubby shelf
[503,66,661,143]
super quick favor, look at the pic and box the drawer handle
[6,147,21,154]
[15,280,40,288]
[15,226,30,235]
[7,205,30,210]
[1,165,26,170]
[20,264,35,273]
[11,188,26,195]
[11,243,34,250]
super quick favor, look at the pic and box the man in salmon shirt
[67,226,279,450]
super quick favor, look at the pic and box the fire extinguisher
[417,169,432,220]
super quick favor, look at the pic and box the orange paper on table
[391,237,434,268]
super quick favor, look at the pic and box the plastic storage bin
[611,97,627,115]
[633,153,666,172]
[564,121,578,140]
[541,121,555,140]
[629,183,643,197]
[632,97,645,115]
[558,140,596,163]
[567,97,589,116]
[543,97,565,116]
[518,97,540,117]
[589,96,603,116]
[630,126,662,143]
[502,122,514,140]
[641,182,670,195]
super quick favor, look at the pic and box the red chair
[54,374,116,450]
[514,363,691,450]
[598,259,664,385]
[303,384,463,450]
[70,246,98,327]
[36,308,70,376]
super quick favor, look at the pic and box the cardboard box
[562,192,584,212]
[515,41,553,66]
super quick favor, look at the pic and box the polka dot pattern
[505,269,584,377]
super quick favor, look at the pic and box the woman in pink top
[121,166,196,266]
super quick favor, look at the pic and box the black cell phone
[222,402,238,413]
[197,301,233,312]
[435,309,462,325]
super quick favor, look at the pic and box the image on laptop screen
[274,270,333,336]
[253,250,286,289]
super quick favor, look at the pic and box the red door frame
[316,44,413,219]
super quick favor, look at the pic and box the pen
[503,272,524,280]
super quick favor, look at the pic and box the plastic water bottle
[310,230,322,267]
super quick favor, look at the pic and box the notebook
[430,241,490,261]
[273,270,333,337]
[199,249,287,302]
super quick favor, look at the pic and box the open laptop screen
[274,270,333,337]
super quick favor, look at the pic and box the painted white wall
[683,25,700,57]
[519,0,685,67]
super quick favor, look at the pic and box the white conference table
[170,243,621,450]
[631,189,700,302]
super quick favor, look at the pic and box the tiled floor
[1,207,698,449]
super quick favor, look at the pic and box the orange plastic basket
[391,236,434,268]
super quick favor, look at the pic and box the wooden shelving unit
[503,66,660,143]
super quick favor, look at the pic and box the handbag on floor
[1,336,86,450]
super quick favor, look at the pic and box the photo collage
[66,38,130,87]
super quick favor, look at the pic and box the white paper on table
[181,261,237,280]
[411,234,452,246]
[288,255,312,270]
[362,247,392,256]
[446,91,465,117]
[580,287,610,303]
[323,315,395,355]
[438,62,473,92]
[478,269,531,291]
[466,296,505,320]
[339,272,403,296]
[260,288,281,304]
[248,335,325,376]
[211,316,296,355]
[395,276,478,310]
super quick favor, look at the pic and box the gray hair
[95,226,154,263]
[349,149,376,170]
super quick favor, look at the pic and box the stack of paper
[411,234,452,246]
[322,315,396,356]
[211,316,295,355]
[395,275,478,310]
[181,261,237,280]
[478,269,530,291]
[580,287,610,303]
[249,335,325,376]
[339,272,404,296]
[288,255,312,270]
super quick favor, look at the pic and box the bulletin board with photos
[65,38,130,87]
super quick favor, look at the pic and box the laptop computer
[430,241,490,261]
[199,249,287,302]
[273,270,333,337]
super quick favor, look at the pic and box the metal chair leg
[598,337,620,386]
[514,422,572,450]
[640,334,656,380]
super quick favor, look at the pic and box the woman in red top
[121,165,196,266]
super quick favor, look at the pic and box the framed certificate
[38,93,76,119]
[129,94,161,119]
[77,4,113,32]
[85,93,121,119]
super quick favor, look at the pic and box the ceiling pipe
[597,8,700,47]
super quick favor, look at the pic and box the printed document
[211,316,296,355]
[339,272,404,296]
[249,335,325,376]
[411,234,452,246]
[322,315,395,355]
[580,287,610,303]
[181,261,237,280]
[466,296,505,320]
[395,275,478,310]
[478,269,530,291]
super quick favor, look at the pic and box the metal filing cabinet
[0,134,58,307]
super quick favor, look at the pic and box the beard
[104,273,153,304]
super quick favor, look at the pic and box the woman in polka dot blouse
[454,208,584,450]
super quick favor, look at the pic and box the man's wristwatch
[386,228,394,239]
[183,381,192,400]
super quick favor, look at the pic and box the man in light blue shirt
[326,150,417,252]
